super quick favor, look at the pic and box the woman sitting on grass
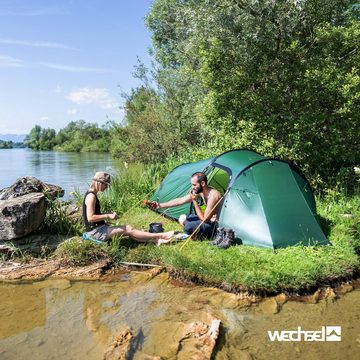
[83,172,173,245]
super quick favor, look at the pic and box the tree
[24,125,56,150]
[54,120,111,152]
[146,0,360,185]
[111,86,184,162]
[0,140,13,149]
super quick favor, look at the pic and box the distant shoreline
[0,140,25,149]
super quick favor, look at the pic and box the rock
[309,288,322,304]
[0,258,111,281]
[103,328,133,360]
[335,283,353,295]
[0,234,68,255]
[322,287,337,301]
[177,319,221,360]
[274,293,287,306]
[258,298,280,314]
[147,267,163,279]
[0,176,64,200]
[0,193,45,240]
[62,203,80,217]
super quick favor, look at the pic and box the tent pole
[179,191,228,251]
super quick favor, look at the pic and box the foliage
[145,0,360,187]
[24,125,56,150]
[110,83,200,163]
[40,197,83,236]
[24,121,111,152]
[54,120,111,152]
[0,140,13,149]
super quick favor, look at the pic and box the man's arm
[192,196,204,220]
[193,191,222,222]
[158,193,192,209]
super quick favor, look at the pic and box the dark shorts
[183,214,215,238]
[86,224,110,241]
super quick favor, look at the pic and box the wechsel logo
[326,326,342,341]
[268,326,341,342]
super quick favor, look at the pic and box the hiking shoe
[217,228,235,249]
[208,227,225,246]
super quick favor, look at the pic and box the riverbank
[1,163,359,295]
[1,254,359,298]
[1,192,359,296]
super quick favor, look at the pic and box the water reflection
[0,274,359,360]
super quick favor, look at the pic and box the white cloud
[41,62,117,73]
[0,55,24,67]
[67,88,118,110]
[40,116,49,121]
[0,38,77,50]
[67,109,78,115]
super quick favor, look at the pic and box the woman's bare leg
[127,228,174,244]
[108,225,174,245]
[107,225,128,238]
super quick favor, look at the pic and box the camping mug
[149,222,164,233]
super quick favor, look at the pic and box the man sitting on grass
[150,172,222,238]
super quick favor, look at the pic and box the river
[0,273,359,360]
[0,148,122,200]
[0,150,359,359]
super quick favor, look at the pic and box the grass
[42,163,360,294]
[51,194,360,294]
[149,191,360,293]
[54,237,128,267]
[41,195,83,236]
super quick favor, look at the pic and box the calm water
[0,274,359,360]
[0,149,122,199]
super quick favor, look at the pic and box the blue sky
[0,0,153,134]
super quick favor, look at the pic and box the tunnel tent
[150,149,329,249]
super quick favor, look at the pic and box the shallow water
[0,273,359,359]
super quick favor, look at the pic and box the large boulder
[0,193,46,240]
[0,176,64,200]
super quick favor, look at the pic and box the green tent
[150,149,329,249]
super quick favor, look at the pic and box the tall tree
[25,125,56,150]
[146,0,360,184]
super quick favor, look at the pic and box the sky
[0,0,154,135]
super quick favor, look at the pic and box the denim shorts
[86,224,110,241]
[183,214,215,238]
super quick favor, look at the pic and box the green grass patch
[54,237,127,266]
[49,163,360,293]
[41,197,83,236]
[119,191,360,293]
